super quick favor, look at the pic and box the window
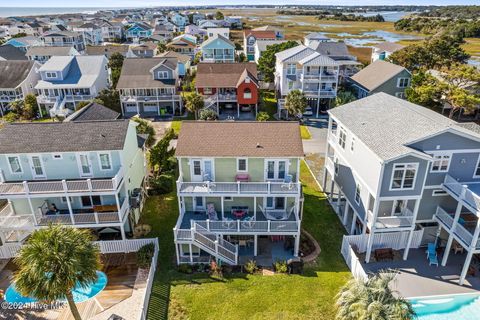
[7,156,22,174]
[45,72,56,79]
[397,78,410,88]
[287,80,294,90]
[431,154,450,173]
[98,153,112,170]
[395,92,405,99]
[390,163,418,190]
[224,196,233,201]
[334,158,339,175]
[286,63,296,75]
[243,88,252,99]
[354,184,361,205]
[193,161,201,176]
[432,190,448,197]
[204,87,212,95]
[52,154,62,160]
[351,137,355,152]
[157,71,169,79]
[338,127,346,149]
[237,158,247,172]
[474,155,480,178]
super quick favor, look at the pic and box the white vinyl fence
[341,236,368,281]
[140,238,159,320]
[343,230,424,253]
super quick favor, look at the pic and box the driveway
[302,116,329,155]
[147,119,172,142]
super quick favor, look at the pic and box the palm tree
[285,90,307,119]
[334,91,356,107]
[14,225,100,320]
[336,271,415,320]
[184,92,205,120]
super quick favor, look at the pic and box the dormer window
[157,71,169,79]
[45,72,56,79]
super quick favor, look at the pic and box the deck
[362,249,480,298]
[0,253,140,320]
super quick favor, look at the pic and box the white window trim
[473,154,480,178]
[6,155,23,174]
[397,77,410,88]
[98,152,112,171]
[338,127,347,149]
[354,183,361,205]
[237,158,248,172]
[389,162,419,191]
[45,72,57,79]
[430,152,452,173]
[157,71,169,79]
[264,159,289,181]
[350,137,355,152]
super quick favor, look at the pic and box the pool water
[5,271,107,304]
[411,293,480,320]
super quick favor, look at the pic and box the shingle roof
[65,102,120,122]
[200,34,235,49]
[244,30,276,39]
[0,120,130,154]
[255,40,290,52]
[116,58,178,89]
[328,93,455,161]
[275,44,311,62]
[85,45,129,57]
[350,60,408,91]
[0,44,27,60]
[176,121,304,157]
[308,41,351,57]
[156,50,191,63]
[26,46,75,56]
[42,30,80,37]
[195,63,258,88]
[305,32,330,41]
[0,60,35,88]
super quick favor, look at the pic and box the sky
[1,0,479,7]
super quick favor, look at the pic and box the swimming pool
[5,271,108,304]
[411,293,480,319]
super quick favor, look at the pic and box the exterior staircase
[203,95,218,113]
[185,222,238,265]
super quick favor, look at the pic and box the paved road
[302,116,329,155]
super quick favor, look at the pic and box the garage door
[144,105,158,113]
[125,104,137,113]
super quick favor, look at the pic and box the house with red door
[195,63,259,119]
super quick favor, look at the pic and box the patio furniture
[239,240,248,247]
[426,243,436,258]
[231,206,248,219]
[222,218,235,229]
[374,248,394,261]
[428,254,439,266]
[281,174,294,190]
[241,216,256,229]
[453,242,464,254]
[235,173,250,182]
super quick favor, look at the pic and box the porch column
[177,196,183,218]
[120,224,126,240]
[322,170,328,192]
[27,197,38,226]
[442,199,464,266]
[237,103,240,118]
[65,195,75,225]
[316,98,320,118]
[329,180,335,201]
[221,196,224,219]
[460,250,474,285]
[189,243,193,263]
[175,244,180,265]
[403,198,421,260]
[294,235,300,257]
[254,197,257,218]
[115,193,122,222]
[336,189,343,215]
[254,235,258,256]
[255,104,258,116]
[343,202,350,226]
[350,211,357,235]
[365,229,375,263]
[136,101,140,115]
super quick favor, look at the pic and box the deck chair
[426,243,436,258]
[428,254,439,267]
[241,215,256,229]
[206,203,219,221]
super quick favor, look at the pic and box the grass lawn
[259,90,278,120]
[300,125,312,140]
[141,161,350,320]
[172,113,195,135]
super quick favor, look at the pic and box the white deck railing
[435,206,479,248]
[177,180,301,196]
[367,208,414,229]
[443,174,480,211]
[194,219,300,234]
[341,236,368,281]
[0,167,124,196]
[343,230,424,254]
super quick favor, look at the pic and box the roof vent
[256,143,263,148]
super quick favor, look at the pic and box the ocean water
[0,7,127,17]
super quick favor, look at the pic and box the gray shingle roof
[0,45,27,61]
[65,102,120,122]
[328,93,456,161]
[308,41,351,58]
[350,60,408,92]
[176,121,304,157]
[0,60,35,88]
[116,58,178,89]
[0,120,130,154]
[26,46,75,57]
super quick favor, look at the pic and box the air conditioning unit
[129,188,142,208]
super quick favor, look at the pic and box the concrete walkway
[302,117,328,156]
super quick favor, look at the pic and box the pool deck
[362,249,480,298]
[0,253,143,320]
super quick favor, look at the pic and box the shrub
[136,243,155,269]
[3,112,18,123]
[199,108,218,120]
[178,264,193,274]
[256,111,270,121]
[210,260,223,278]
[132,117,155,148]
[273,260,288,273]
[150,173,174,194]
[244,260,258,274]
